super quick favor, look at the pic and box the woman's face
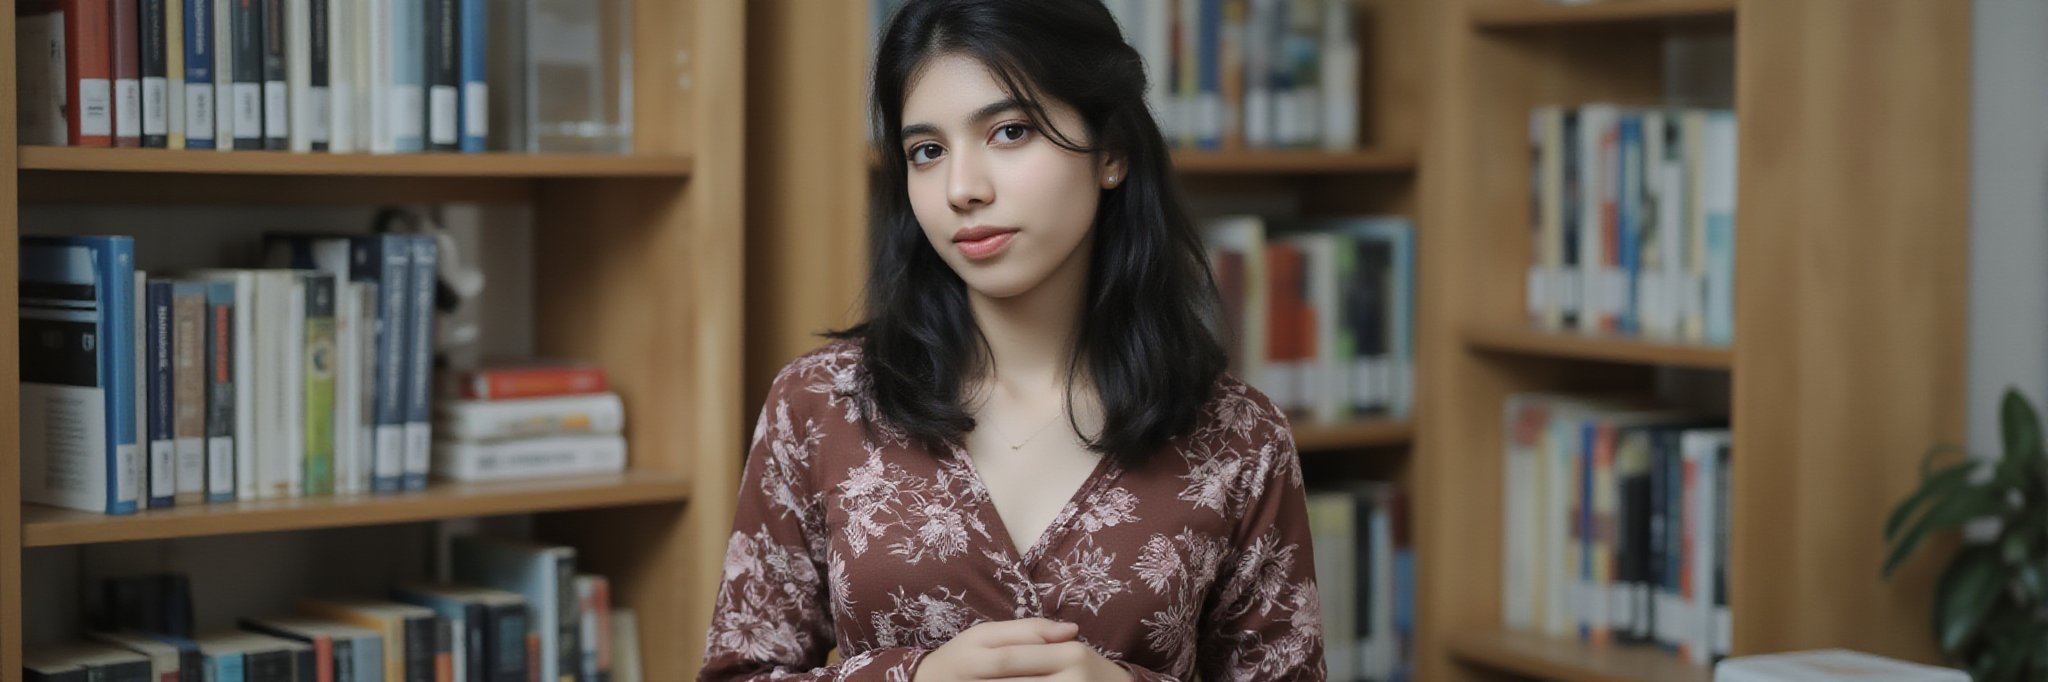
[899,53,1123,300]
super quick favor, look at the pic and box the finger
[973,642,1090,679]
[963,618,1080,647]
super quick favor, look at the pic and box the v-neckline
[950,443,1118,570]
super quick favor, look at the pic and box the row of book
[1500,393,1732,666]
[19,233,438,516]
[867,0,1364,152]
[27,536,640,682]
[1204,214,1414,423]
[434,361,628,482]
[18,0,632,153]
[1305,484,1415,682]
[1524,104,1738,345]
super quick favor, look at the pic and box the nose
[946,147,994,212]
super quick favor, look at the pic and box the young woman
[699,1,1323,680]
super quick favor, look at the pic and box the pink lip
[952,226,1019,260]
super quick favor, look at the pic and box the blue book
[1197,0,1222,150]
[19,237,140,515]
[183,0,216,148]
[146,280,176,509]
[1618,114,1643,336]
[404,235,438,490]
[458,0,487,152]
[204,281,237,503]
[350,236,411,494]
[390,0,426,152]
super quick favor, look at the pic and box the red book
[62,0,114,146]
[110,0,141,146]
[446,361,609,400]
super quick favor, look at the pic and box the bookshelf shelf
[1465,325,1734,370]
[1471,0,1737,30]
[1291,419,1415,451]
[17,146,695,178]
[1171,148,1418,175]
[22,471,693,548]
[1448,630,1710,682]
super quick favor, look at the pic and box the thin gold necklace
[985,409,1067,450]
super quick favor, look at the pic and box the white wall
[1969,0,2048,451]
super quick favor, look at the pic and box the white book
[16,7,65,146]
[432,435,627,482]
[1713,650,1967,682]
[286,0,312,151]
[213,0,235,150]
[335,280,364,495]
[134,273,153,507]
[1683,428,1730,665]
[328,0,355,152]
[282,274,307,497]
[436,393,626,443]
[367,0,393,152]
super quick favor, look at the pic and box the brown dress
[698,341,1325,682]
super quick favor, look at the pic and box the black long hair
[832,0,1228,469]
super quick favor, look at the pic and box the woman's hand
[913,618,1133,682]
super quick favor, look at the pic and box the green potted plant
[1884,387,2048,681]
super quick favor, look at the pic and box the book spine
[486,604,528,682]
[352,236,410,493]
[284,0,308,150]
[260,0,285,148]
[303,274,336,496]
[457,0,484,151]
[147,280,176,509]
[113,0,143,145]
[325,0,352,151]
[140,0,168,146]
[459,368,607,401]
[63,0,117,146]
[230,0,262,148]
[405,617,436,682]
[431,436,627,482]
[332,281,362,495]
[167,0,184,148]
[205,281,237,502]
[308,0,329,150]
[388,0,423,151]
[404,235,437,490]
[20,3,71,146]
[425,0,457,150]
[365,0,390,152]
[184,0,216,147]
[172,285,207,505]
[555,553,581,682]
[354,285,380,495]
[439,394,625,443]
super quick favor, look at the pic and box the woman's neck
[967,241,1093,400]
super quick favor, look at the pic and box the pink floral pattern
[699,342,1324,682]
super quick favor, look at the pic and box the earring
[1106,175,1117,186]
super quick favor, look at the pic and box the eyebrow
[899,98,1026,140]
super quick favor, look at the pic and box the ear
[1100,154,1129,189]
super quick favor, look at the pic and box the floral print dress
[699,341,1325,682]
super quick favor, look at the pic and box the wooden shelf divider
[1448,630,1712,682]
[23,471,692,548]
[1291,419,1415,451]
[18,146,694,178]
[1466,325,1734,370]
[1471,0,1737,30]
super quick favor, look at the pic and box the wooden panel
[744,0,873,414]
[1466,325,1734,369]
[1732,0,1970,662]
[1472,0,1737,30]
[1292,419,1415,451]
[1356,0,1427,149]
[1,0,21,673]
[18,147,694,176]
[1449,630,1711,682]
[21,473,692,547]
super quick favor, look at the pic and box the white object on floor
[1714,649,1969,682]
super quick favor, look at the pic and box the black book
[424,0,460,150]
[260,0,287,148]
[231,0,265,149]
[139,0,169,146]
[309,0,329,150]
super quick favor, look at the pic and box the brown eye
[994,123,1030,144]
[908,143,945,165]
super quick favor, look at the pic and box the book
[445,361,607,401]
[112,0,145,147]
[435,393,624,442]
[240,615,383,682]
[457,0,485,151]
[145,279,175,509]
[260,0,285,148]
[573,575,611,682]
[195,630,310,682]
[202,280,238,502]
[183,0,215,148]
[404,235,438,490]
[432,435,627,483]
[17,0,67,146]
[451,537,579,682]
[20,236,141,515]
[188,270,258,500]
[387,0,425,152]
[60,0,116,146]
[351,235,412,493]
[303,273,338,496]
[21,642,152,682]
[229,0,263,148]
[394,582,531,682]
[167,0,185,148]
[1712,650,1966,682]
[297,598,438,682]
[326,0,353,151]
[86,630,191,682]
[171,282,208,506]
[425,0,458,150]
[213,0,234,149]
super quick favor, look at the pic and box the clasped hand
[912,618,1133,682]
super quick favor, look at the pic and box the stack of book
[1305,483,1415,682]
[19,232,439,516]
[24,536,640,682]
[1203,214,1415,424]
[433,360,626,483]
[1499,392,1732,666]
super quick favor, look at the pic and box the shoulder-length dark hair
[832,0,1227,469]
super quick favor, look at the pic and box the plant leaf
[1922,442,1973,477]
[1935,550,2005,651]
[1885,491,2001,577]
[1885,461,1980,540]
[2002,388,2044,463]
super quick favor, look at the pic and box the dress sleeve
[698,368,932,682]
[1195,422,1328,682]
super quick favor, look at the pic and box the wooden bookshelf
[18,147,695,177]
[1465,325,1734,369]
[1471,0,1738,29]
[1172,148,1418,175]
[1292,419,1416,451]
[23,472,693,548]
[0,0,745,679]
[1416,0,1971,680]
[1448,630,1711,682]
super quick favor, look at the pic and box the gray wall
[1969,0,2048,451]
